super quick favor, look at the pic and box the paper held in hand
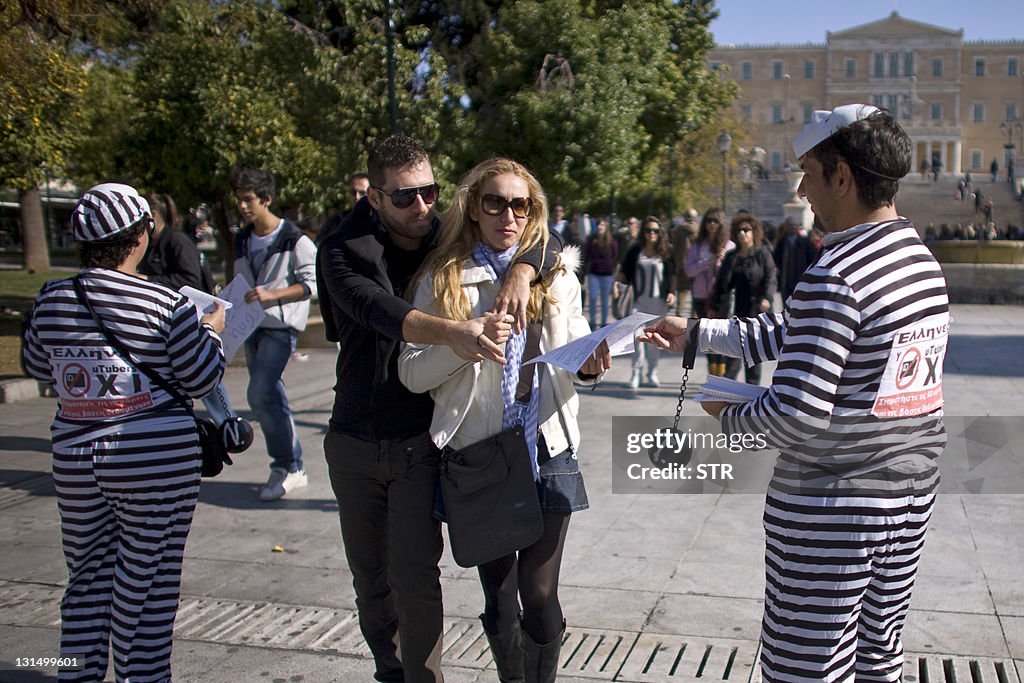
[187,275,268,361]
[180,286,233,315]
[693,375,768,404]
[524,311,662,373]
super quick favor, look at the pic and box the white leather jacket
[398,246,601,457]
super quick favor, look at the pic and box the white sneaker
[628,370,641,391]
[259,468,308,502]
[646,371,660,388]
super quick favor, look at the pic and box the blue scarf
[473,243,541,479]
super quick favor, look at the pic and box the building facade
[708,12,1023,178]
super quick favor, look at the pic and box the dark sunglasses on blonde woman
[481,194,533,219]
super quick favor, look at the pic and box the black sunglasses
[481,194,533,219]
[736,226,752,234]
[371,183,440,209]
[643,227,661,234]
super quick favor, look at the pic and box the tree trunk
[19,187,51,273]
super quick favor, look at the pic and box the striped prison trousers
[760,491,935,683]
[53,416,200,683]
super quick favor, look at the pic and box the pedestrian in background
[684,207,733,376]
[231,166,318,502]
[618,216,675,389]
[583,217,617,327]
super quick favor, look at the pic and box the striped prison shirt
[700,218,950,495]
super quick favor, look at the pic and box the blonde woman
[399,158,610,683]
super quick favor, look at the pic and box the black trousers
[324,430,444,683]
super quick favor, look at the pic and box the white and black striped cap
[72,183,152,242]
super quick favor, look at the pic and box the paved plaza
[1,304,1022,682]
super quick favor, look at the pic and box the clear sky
[710,0,1023,46]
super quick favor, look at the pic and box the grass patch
[0,268,75,378]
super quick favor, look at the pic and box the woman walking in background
[584,217,618,328]
[711,213,777,384]
[684,207,733,376]
[618,216,675,389]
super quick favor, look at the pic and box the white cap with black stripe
[72,183,151,242]
[792,104,881,159]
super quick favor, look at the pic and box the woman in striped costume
[643,105,950,682]
[22,183,226,683]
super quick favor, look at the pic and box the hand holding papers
[215,275,268,361]
[525,311,661,373]
[693,375,767,404]
[180,286,233,316]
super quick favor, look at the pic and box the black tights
[477,511,571,645]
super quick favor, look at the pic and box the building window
[1010,58,1019,77]
[970,150,983,169]
[741,61,752,80]
[889,52,899,77]
[873,53,884,77]
[904,52,915,77]
[709,61,722,72]
[772,60,784,80]
[804,60,814,79]
[740,104,752,120]
[932,58,943,77]
[771,151,783,170]
[771,104,784,124]
[975,58,986,77]
[872,94,884,108]
[972,103,985,122]
[931,103,943,120]
[803,103,813,123]
[1008,104,1019,122]
[845,58,856,78]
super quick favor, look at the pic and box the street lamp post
[717,131,732,213]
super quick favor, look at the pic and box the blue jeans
[587,273,615,327]
[245,328,302,473]
[201,382,236,425]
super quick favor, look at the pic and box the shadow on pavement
[197,480,338,513]
[0,436,52,453]
[947,334,1024,377]
[0,665,58,682]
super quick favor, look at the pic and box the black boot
[522,620,564,683]
[481,614,525,683]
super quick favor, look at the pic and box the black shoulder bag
[439,323,545,568]
[72,276,232,477]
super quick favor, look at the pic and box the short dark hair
[230,167,275,202]
[808,110,911,210]
[367,135,429,188]
[80,223,147,269]
[349,172,369,183]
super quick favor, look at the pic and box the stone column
[782,170,812,229]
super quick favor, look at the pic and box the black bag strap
[71,275,195,417]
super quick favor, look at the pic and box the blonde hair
[419,158,555,321]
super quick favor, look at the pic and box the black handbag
[72,277,232,477]
[440,424,543,568]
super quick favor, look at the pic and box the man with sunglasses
[316,134,561,683]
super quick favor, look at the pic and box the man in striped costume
[644,105,949,682]
[22,183,226,682]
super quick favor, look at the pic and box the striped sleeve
[166,297,225,399]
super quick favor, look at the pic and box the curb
[0,377,50,404]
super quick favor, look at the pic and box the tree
[0,5,86,270]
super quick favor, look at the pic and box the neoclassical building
[708,12,1023,177]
